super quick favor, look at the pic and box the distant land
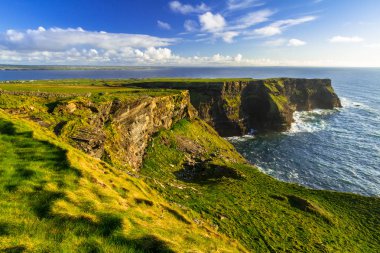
[0,64,159,71]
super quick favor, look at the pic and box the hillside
[0,79,379,252]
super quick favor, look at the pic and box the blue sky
[0,0,379,66]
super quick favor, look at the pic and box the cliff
[125,78,341,136]
[0,80,379,253]
[0,87,196,170]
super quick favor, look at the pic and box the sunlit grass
[0,111,246,252]
[142,119,380,252]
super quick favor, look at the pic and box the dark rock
[125,78,341,136]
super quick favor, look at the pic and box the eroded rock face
[126,78,341,136]
[53,91,196,170]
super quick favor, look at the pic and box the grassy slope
[142,119,380,252]
[0,112,246,252]
[1,80,379,252]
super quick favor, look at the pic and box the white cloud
[219,31,239,43]
[169,1,209,14]
[272,16,316,28]
[199,12,226,32]
[0,27,182,65]
[234,53,243,62]
[5,29,24,42]
[365,43,380,48]
[157,20,171,30]
[197,9,274,43]
[0,27,176,52]
[135,47,174,61]
[184,20,198,32]
[287,38,306,47]
[253,16,316,37]
[1,45,379,67]
[329,36,364,43]
[264,38,286,46]
[254,26,281,36]
[227,0,264,11]
[231,9,274,30]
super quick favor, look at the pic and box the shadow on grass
[0,246,26,253]
[0,222,10,236]
[0,119,17,135]
[0,119,175,252]
[162,206,191,225]
[174,162,243,184]
[110,235,175,253]
[53,214,175,252]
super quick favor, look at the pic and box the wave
[286,109,336,134]
[340,97,365,108]
[340,97,379,115]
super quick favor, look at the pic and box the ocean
[1,67,379,196]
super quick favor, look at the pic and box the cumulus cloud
[253,16,316,37]
[0,26,254,65]
[157,20,171,30]
[0,27,176,52]
[199,12,226,32]
[0,27,182,65]
[219,31,239,43]
[329,36,364,43]
[169,1,209,14]
[287,38,306,46]
[5,29,25,42]
[234,53,243,62]
[198,12,243,43]
[227,0,264,11]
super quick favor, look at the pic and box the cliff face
[0,89,196,170]
[59,91,196,170]
[126,78,341,136]
[0,78,341,168]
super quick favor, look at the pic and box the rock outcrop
[52,91,196,169]
[125,78,341,136]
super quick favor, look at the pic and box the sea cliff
[123,78,341,136]
[1,79,378,253]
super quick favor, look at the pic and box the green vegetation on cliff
[142,118,379,252]
[0,79,378,252]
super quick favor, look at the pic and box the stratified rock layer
[52,91,196,169]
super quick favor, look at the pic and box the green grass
[142,119,380,252]
[1,79,378,252]
[0,111,246,252]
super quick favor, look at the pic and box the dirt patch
[175,135,205,155]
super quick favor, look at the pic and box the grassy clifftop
[0,79,378,252]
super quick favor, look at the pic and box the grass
[0,79,378,252]
[142,119,380,252]
[0,111,246,252]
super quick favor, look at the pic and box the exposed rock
[70,127,106,158]
[125,78,341,136]
[65,103,77,113]
[54,91,196,170]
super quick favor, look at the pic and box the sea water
[1,67,379,196]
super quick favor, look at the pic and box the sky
[0,0,379,67]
